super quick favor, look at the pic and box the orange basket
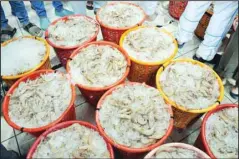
[156,58,224,129]
[96,82,174,159]
[2,69,76,137]
[27,120,114,159]
[144,143,210,158]
[1,36,51,87]
[120,26,178,87]
[194,104,238,159]
[45,14,100,68]
[195,10,213,40]
[169,1,188,20]
[96,2,146,44]
[66,41,130,106]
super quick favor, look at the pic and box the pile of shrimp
[99,84,171,148]
[159,62,220,110]
[33,123,110,158]
[69,44,127,87]
[48,16,98,47]
[98,2,145,28]
[206,107,238,158]
[9,72,72,128]
[123,27,175,62]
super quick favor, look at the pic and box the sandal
[230,87,238,99]
[86,1,94,10]
[1,28,17,43]
[23,22,43,37]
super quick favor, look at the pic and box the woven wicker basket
[96,82,174,159]
[96,2,146,44]
[27,121,114,159]
[1,36,51,87]
[2,70,76,137]
[156,58,224,128]
[168,1,188,20]
[120,26,178,86]
[194,104,238,159]
[66,41,130,106]
[195,10,213,40]
[45,14,100,68]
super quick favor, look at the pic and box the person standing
[30,1,74,30]
[176,1,238,63]
[1,1,42,43]
[214,18,238,99]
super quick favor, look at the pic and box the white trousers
[176,1,238,61]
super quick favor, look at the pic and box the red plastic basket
[195,104,238,159]
[96,82,174,159]
[66,41,131,106]
[144,143,210,158]
[169,1,188,20]
[96,2,146,44]
[27,120,114,159]
[2,69,76,137]
[45,14,100,68]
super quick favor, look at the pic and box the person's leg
[215,28,238,73]
[69,1,87,15]
[52,1,63,12]
[9,1,42,37]
[176,1,211,45]
[93,1,106,14]
[1,5,8,29]
[30,1,47,17]
[53,1,74,17]
[30,1,50,30]
[196,1,238,61]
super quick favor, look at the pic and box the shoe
[176,39,185,48]
[193,54,216,64]
[23,22,43,37]
[178,43,185,49]
[230,89,238,99]
[1,25,17,43]
[55,9,74,17]
[39,17,50,30]
[86,1,94,10]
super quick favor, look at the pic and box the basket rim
[1,36,50,80]
[45,14,100,50]
[200,104,238,159]
[144,142,211,158]
[66,40,131,91]
[156,58,224,113]
[119,26,178,66]
[95,82,174,153]
[26,120,114,159]
[96,2,146,31]
[2,69,76,133]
